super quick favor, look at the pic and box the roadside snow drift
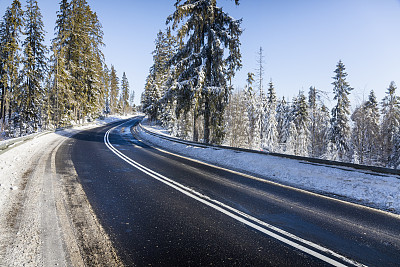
[138,121,400,215]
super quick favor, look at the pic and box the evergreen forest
[141,0,400,169]
[0,0,134,137]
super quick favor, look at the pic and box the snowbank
[0,115,132,214]
[138,121,400,215]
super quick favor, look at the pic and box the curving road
[59,117,400,266]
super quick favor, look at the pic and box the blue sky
[1,0,399,108]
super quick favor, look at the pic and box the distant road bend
[63,116,400,266]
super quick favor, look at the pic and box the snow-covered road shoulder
[137,121,400,215]
[0,116,128,266]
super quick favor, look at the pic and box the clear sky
[1,0,399,108]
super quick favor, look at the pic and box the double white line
[104,122,364,267]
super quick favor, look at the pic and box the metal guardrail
[138,123,400,177]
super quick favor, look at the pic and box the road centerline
[104,120,365,267]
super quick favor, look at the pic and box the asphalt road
[61,117,400,266]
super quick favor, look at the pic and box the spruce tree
[120,72,130,115]
[276,96,289,152]
[292,91,309,156]
[19,0,47,133]
[244,72,261,149]
[0,0,24,132]
[129,89,135,110]
[143,30,172,121]
[330,60,353,161]
[167,0,242,144]
[256,47,266,141]
[49,0,106,124]
[109,65,119,114]
[308,86,318,156]
[225,89,249,148]
[364,90,380,164]
[262,80,278,152]
[308,86,330,157]
[50,0,72,125]
[381,81,400,166]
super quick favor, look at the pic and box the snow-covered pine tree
[389,130,400,169]
[364,90,380,164]
[351,104,367,164]
[292,91,309,156]
[143,29,177,123]
[262,80,278,152]
[318,104,331,158]
[109,65,119,115]
[308,86,318,156]
[256,47,265,98]
[330,60,353,161]
[120,72,130,115]
[0,0,23,134]
[351,92,380,166]
[129,88,135,110]
[276,96,289,153]
[308,86,330,157]
[244,72,261,149]
[256,47,265,142]
[61,0,105,122]
[224,89,249,148]
[19,0,48,134]
[167,0,242,144]
[50,0,72,126]
[159,28,179,128]
[381,81,400,166]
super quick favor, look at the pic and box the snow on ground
[0,115,131,220]
[138,120,400,215]
[0,115,130,266]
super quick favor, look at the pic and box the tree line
[225,61,400,169]
[0,0,134,138]
[141,0,400,169]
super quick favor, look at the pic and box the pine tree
[142,30,175,121]
[389,131,400,169]
[276,96,289,152]
[129,88,135,111]
[120,72,130,115]
[291,91,309,156]
[50,0,72,125]
[109,65,119,114]
[318,104,331,158]
[19,0,48,134]
[364,90,380,164]
[49,0,106,124]
[308,86,318,156]
[225,89,249,148]
[244,72,261,149]
[262,80,278,152]
[330,60,353,161]
[308,86,330,157]
[256,46,265,141]
[381,81,400,166]
[102,64,111,115]
[0,0,24,132]
[167,0,242,144]
[256,46,265,98]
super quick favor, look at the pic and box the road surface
[60,117,400,266]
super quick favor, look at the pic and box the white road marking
[104,121,365,267]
